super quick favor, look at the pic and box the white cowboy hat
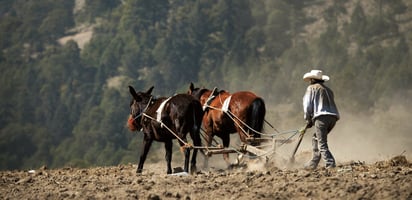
[303,70,330,82]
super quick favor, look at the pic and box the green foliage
[77,0,121,23]
[0,123,48,169]
[0,0,411,170]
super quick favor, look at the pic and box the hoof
[190,165,197,174]
[172,167,184,174]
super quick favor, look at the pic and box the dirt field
[1,154,411,200]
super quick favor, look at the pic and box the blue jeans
[308,115,337,168]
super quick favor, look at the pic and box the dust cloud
[267,97,412,168]
[331,103,412,163]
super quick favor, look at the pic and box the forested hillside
[1,0,411,170]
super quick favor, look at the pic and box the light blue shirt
[303,83,339,122]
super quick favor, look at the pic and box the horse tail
[248,97,266,138]
[191,99,203,147]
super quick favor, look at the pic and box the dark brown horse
[188,83,266,166]
[127,86,203,174]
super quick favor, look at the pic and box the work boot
[303,162,317,170]
[325,164,336,169]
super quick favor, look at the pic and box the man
[302,69,340,169]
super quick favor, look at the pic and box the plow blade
[242,144,268,157]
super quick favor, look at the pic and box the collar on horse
[203,87,219,111]
[156,97,172,122]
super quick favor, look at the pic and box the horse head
[188,82,213,105]
[127,85,154,131]
[188,82,201,97]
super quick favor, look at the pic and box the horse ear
[146,86,154,95]
[189,82,195,92]
[128,86,140,101]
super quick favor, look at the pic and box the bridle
[131,96,154,123]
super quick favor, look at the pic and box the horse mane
[198,88,210,96]
[218,89,228,94]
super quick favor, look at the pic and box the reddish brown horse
[127,86,203,174]
[188,83,266,166]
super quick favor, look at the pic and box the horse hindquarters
[168,96,203,174]
[247,97,266,142]
[178,99,203,173]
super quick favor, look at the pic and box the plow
[193,122,307,167]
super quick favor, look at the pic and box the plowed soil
[1,155,411,200]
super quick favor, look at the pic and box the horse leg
[177,136,190,173]
[137,138,153,174]
[175,118,191,173]
[190,129,201,174]
[164,140,173,174]
[190,148,198,174]
[221,133,231,165]
[183,147,190,173]
[202,133,213,169]
[165,140,173,174]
